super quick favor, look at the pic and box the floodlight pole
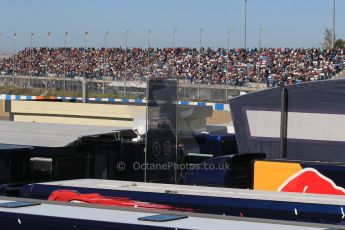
[148,30,153,48]
[84,31,88,79]
[332,0,336,49]
[258,27,264,50]
[12,33,16,76]
[64,32,68,91]
[29,32,34,86]
[104,30,109,48]
[47,32,51,50]
[47,32,52,76]
[227,28,234,51]
[199,28,203,52]
[13,33,16,55]
[172,29,177,48]
[244,0,247,50]
[147,30,153,70]
[124,30,130,97]
[104,30,109,77]
[30,32,34,76]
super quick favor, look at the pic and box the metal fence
[0,75,265,102]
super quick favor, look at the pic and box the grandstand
[0,47,343,88]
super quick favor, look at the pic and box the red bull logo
[278,168,345,195]
[254,161,345,196]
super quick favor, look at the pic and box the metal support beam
[280,86,288,159]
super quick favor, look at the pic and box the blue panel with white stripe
[1,94,228,111]
[214,103,224,111]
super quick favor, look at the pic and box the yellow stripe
[253,161,302,191]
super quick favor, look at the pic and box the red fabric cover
[48,190,193,211]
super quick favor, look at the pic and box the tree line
[322,28,344,49]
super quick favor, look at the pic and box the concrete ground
[206,110,232,125]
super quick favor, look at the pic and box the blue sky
[0,0,344,51]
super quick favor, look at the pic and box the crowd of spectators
[0,47,344,86]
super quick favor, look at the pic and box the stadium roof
[0,120,128,147]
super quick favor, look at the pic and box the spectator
[0,47,344,86]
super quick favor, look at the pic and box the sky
[0,0,344,52]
